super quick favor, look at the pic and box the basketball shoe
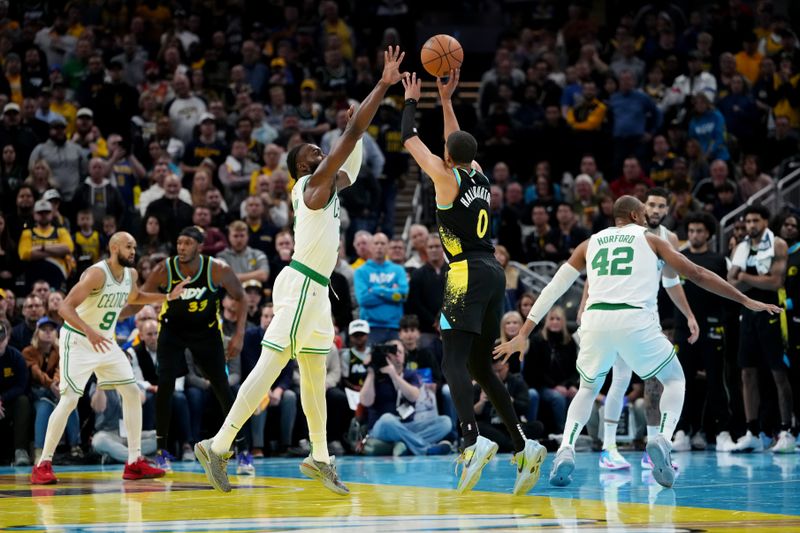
[511,439,547,495]
[455,435,498,494]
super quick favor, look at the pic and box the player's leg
[602,358,632,451]
[644,378,664,442]
[762,313,796,451]
[735,310,764,451]
[38,390,81,464]
[296,351,330,462]
[440,329,479,446]
[155,327,185,453]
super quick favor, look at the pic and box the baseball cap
[43,189,61,202]
[349,319,370,336]
[36,317,59,329]
[76,107,93,118]
[3,102,20,114]
[49,115,67,127]
[34,199,53,212]
[199,112,215,123]
[271,57,287,69]
[300,78,317,91]
[243,279,263,291]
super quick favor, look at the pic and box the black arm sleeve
[401,99,419,142]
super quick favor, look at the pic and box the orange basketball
[421,34,463,78]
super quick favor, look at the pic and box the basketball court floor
[1,451,798,532]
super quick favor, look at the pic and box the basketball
[421,34,463,78]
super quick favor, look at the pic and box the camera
[369,343,397,370]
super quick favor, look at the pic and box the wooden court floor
[1,451,799,532]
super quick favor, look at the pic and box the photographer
[360,340,452,456]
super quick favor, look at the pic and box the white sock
[39,391,81,465]
[211,347,291,455]
[646,425,659,441]
[559,381,601,450]
[118,384,143,464]
[653,358,686,441]
[297,352,330,464]
[603,422,619,450]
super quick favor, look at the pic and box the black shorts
[157,326,225,378]
[738,309,786,370]
[440,254,504,337]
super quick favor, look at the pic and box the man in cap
[17,199,75,292]
[72,107,109,158]
[181,111,228,180]
[29,115,88,205]
[43,189,70,231]
[34,87,64,126]
[0,102,39,164]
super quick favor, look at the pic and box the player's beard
[646,213,663,229]
[119,254,136,268]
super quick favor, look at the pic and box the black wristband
[401,100,418,142]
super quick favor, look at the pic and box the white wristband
[339,138,363,184]
[662,274,680,288]
[527,263,580,324]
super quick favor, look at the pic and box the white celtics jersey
[291,175,341,277]
[585,224,659,310]
[653,225,670,272]
[73,260,132,336]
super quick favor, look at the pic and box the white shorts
[60,325,136,395]
[576,308,675,384]
[262,262,333,357]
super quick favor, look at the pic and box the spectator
[89,381,158,463]
[611,157,653,199]
[219,139,260,207]
[669,181,704,230]
[608,70,662,173]
[360,341,452,456]
[687,91,730,162]
[763,115,798,174]
[0,103,40,169]
[711,182,742,222]
[490,185,524,261]
[571,174,601,228]
[143,174,193,245]
[739,154,774,201]
[96,61,140,137]
[405,234,446,345]
[403,224,428,270]
[181,112,228,182]
[544,203,590,263]
[138,215,172,258]
[0,319,32,466]
[522,306,578,433]
[0,212,20,291]
[591,195,615,233]
[350,230,373,270]
[473,357,541,453]
[398,315,442,389]
[648,135,676,188]
[340,319,372,391]
[694,159,738,207]
[248,143,284,195]
[193,206,227,256]
[217,220,269,285]
[387,238,406,266]
[45,291,64,328]
[138,162,193,216]
[70,107,108,159]
[494,245,524,313]
[524,203,553,262]
[663,50,718,118]
[165,75,207,144]
[28,116,88,204]
[735,32,764,84]
[75,158,126,228]
[24,317,81,462]
[18,200,75,292]
[355,233,408,343]
[243,195,279,260]
[609,37,646,82]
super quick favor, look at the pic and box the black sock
[461,422,479,449]
[780,422,792,433]
[747,420,760,435]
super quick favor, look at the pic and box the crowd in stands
[1,0,800,466]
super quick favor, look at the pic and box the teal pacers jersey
[158,255,221,336]
[436,167,495,261]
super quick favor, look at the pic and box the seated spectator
[403,224,428,270]
[738,154,774,201]
[243,196,280,260]
[610,157,654,199]
[89,382,157,463]
[138,215,172,258]
[17,200,75,293]
[217,220,269,285]
[138,161,193,216]
[571,174,601,228]
[566,80,607,132]
[360,341,452,456]
[524,203,553,262]
[494,245,524,313]
[762,115,798,174]
[522,306,578,434]
[73,209,103,276]
[76,158,125,229]
[10,294,44,350]
[0,319,32,466]
[340,319,372,391]
[499,311,525,375]
[398,315,442,390]
[143,174,194,245]
[24,317,81,463]
[248,144,284,195]
[578,155,611,197]
[405,234,445,345]
[591,195,615,233]
[648,135,676,187]
[544,203,590,263]
[192,206,227,256]
[219,139,260,207]
[242,280,263,326]
[693,159,738,206]
[45,291,64,327]
[490,185,524,260]
[354,232,408,343]
[473,357,542,453]
[205,187,231,230]
[711,182,742,222]
[717,74,759,156]
[387,238,406,266]
[669,181,704,231]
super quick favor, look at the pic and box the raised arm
[437,69,461,140]
[127,269,188,305]
[59,268,113,353]
[401,73,460,205]
[304,46,407,210]
[661,230,698,343]
[735,238,788,291]
[119,259,168,320]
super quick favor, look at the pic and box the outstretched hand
[745,299,783,314]
[402,72,422,101]
[492,334,526,364]
[381,46,408,85]
[437,68,460,100]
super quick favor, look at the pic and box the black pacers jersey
[436,167,494,261]
[159,254,221,335]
